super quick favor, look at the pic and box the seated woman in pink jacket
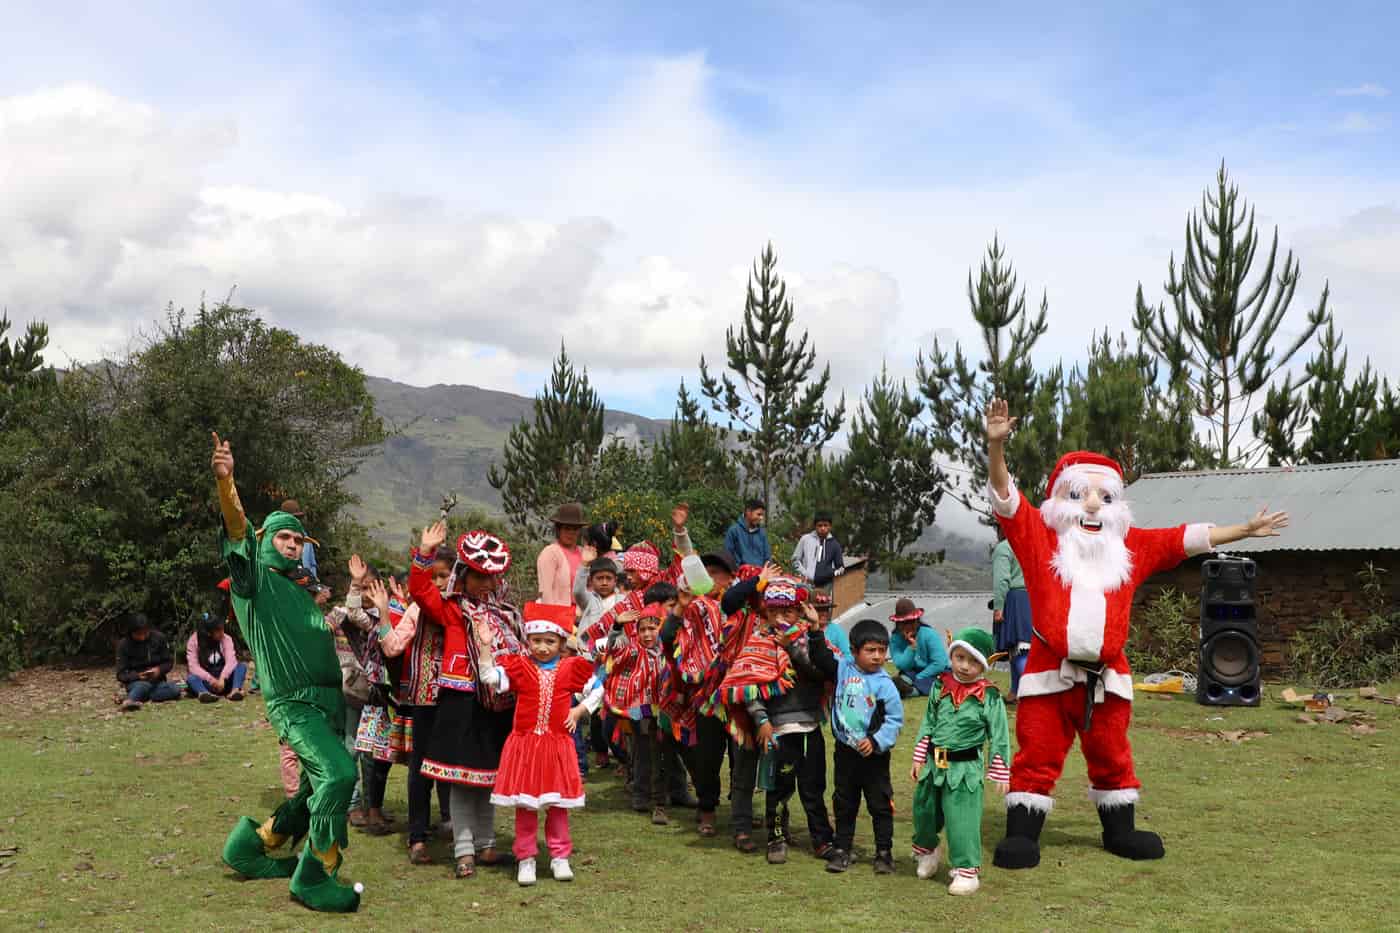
[186,613,248,702]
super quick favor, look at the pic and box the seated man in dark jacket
[116,613,181,711]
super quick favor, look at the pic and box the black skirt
[419,687,513,787]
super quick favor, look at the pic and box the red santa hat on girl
[1043,451,1125,500]
[522,601,575,639]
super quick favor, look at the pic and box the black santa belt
[931,746,981,769]
[1069,660,1106,732]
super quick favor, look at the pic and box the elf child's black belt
[932,746,981,769]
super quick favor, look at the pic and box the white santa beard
[1041,497,1134,591]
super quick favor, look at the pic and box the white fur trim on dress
[1088,787,1140,809]
[1017,661,1134,702]
[1184,522,1215,557]
[490,791,586,810]
[1005,792,1054,814]
[987,481,1020,518]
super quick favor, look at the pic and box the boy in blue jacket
[888,599,950,697]
[807,618,904,874]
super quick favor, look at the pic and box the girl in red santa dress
[472,602,603,886]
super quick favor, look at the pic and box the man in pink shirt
[537,502,587,605]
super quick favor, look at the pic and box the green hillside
[346,377,666,543]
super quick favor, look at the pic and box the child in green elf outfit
[908,627,1011,896]
[210,433,362,913]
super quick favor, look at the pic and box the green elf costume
[910,627,1011,896]
[212,439,361,913]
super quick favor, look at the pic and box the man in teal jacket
[888,598,950,697]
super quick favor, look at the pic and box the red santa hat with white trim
[522,601,575,639]
[1043,451,1125,500]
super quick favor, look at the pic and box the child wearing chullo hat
[908,627,1011,896]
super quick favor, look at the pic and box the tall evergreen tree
[487,344,606,532]
[1134,162,1330,466]
[1357,380,1400,461]
[700,243,845,506]
[1061,332,1202,482]
[917,236,1063,519]
[845,365,945,582]
[0,312,54,429]
[651,379,737,494]
[1257,321,1378,465]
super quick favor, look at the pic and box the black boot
[1098,803,1164,860]
[993,803,1047,870]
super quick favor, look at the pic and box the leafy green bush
[1288,565,1400,688]
[1128,587,1199,674]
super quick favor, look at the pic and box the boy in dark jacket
[747,599,836,864]
[116,613,181,710]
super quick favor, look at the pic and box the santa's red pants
[1010,686,1139,796]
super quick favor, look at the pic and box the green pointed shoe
[289,848,361,913]
[222,817,297,879]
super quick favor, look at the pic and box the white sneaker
[550,857,574,882]
[915,847,942,880]
[948,870,980,896]
[517,857,536,886]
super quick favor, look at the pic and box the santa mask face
[1040,467,1134,589]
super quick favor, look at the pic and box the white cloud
[1335,83,1391,98]
[3,63,1400,432]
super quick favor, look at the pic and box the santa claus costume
[477,602,603,884]
[990,451,1215,869]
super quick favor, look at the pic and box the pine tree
[844,365,945,582]
[1257,322,1379,465]
[487,344,606,532]
[917,236,1063,519]
[1357,380,1400,460]
[651,380,737,494]
[0,312,53,430]
[699,243,845,506]
[1061,332,1201,482]
[1135,162,1330,466]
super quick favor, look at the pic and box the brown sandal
[476,846,501,866]
[734,832,757,853]
[409,842,433,865]
[454,855,475,879]
[698,811,717,837]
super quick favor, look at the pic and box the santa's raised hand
[985,398,1018,443]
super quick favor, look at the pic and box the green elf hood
[257,510,308,574]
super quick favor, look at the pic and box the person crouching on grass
[473,602,604,886]
[805,617,904,875]
[909,627,1011,896]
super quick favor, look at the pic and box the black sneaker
[813,841,835,860]
[825,848,851,873]
[873,850,895,874]
[766,840,788,864]
[198,692,219,704]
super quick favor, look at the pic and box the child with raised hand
[909,627,1011,896]
[805,616,904,875]
[473,603,603,887]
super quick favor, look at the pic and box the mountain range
[347,376,993,588]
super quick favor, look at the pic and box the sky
[3,0,1398,434]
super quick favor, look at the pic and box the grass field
[2,667,1398,932]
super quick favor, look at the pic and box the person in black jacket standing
[116,613,182,710]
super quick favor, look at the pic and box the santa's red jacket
[992,486,1213,702]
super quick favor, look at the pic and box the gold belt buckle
[934,746,949,769]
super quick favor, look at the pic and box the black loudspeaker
[1196,557,1262,707]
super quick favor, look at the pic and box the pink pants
[279,742,301,799]
[512,806,571,861]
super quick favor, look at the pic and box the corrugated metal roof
[1126,459,1400,552]
[835,592,993,639]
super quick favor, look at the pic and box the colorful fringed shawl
[705,610,798,744]
[603,634,667,720]
[463,596,524,712]
[658,596,727,744]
